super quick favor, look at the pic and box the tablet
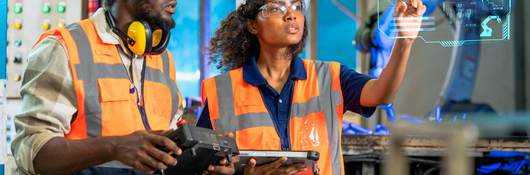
[237,150,319,166]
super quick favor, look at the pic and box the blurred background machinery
[2,1,97,174]
[343,115,530,175]
[0,0,6,173]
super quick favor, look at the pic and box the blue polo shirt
[197,57,376,150]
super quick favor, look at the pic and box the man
[11,0,234,174]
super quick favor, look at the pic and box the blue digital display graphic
[377,0,512,47]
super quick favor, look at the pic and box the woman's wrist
[395,38,415,46]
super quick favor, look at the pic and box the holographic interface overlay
[377,0,512,47]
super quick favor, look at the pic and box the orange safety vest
[202,60,345,175]
[34,19,182,140]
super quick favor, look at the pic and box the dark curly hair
[209,0,308,72]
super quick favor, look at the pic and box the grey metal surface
[387,122,477,175]
[343,135,530,157]
[523,1,530,110]
[514,0,527,111]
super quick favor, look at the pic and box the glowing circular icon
[14,21,23,30]
[57,2,66,13]
[14,3,23,14]
[42,3,51,14]
[42,22,51,30]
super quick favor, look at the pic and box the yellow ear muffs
[150,28,170,55]
[105,9,166,56]
[152,29,163,47]
[127,21,152,56]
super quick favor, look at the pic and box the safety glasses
[258,0,306,18]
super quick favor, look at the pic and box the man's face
[131,0,177,30]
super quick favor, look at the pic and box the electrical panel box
[4,3,86,173]
[6,0,84,98]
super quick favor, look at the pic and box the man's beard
[142,14,175,30]
[133,3,175,30]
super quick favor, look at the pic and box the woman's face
[251,0,305,48]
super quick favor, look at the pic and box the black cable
[409,157,440,165]
[422,166,440,175]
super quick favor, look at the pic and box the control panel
[6,0,84,98]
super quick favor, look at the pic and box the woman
[198,0,426,174]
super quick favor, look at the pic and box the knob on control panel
[14,3,23,14]
[14,56,23,64]
[42,2,52,14]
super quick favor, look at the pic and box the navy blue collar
[243,56,307,86]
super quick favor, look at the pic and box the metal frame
[308,0,317,60]
[527,1,530,111]
[343,135,530,155]
[1,0,6,79]
[1,0,7,172]
[514,0,527,111]
[385,122,478,175]
[199,0,211,85]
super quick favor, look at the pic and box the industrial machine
[0,1,6,173]
[3,1,93,174]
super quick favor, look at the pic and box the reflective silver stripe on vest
[213,73,236,133]
[69,23,108,137]
[314,62,343,175]
[214,112,273,133]
[290,95,321,117]
[161,51,181,118]
[290,91,342,118]
[213,73,277,134]
[161,52,180,118]
[67,23,178,137]
[144,51,180,120]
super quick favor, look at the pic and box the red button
[177,119,187,127]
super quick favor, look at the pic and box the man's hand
[202,157,238,175]
[202,132,238,175]
[111,130,182,174]
[243,157,307,175]
[395,0,427,39]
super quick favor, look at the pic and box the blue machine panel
[1,0,6,174]
[1,0,6,79]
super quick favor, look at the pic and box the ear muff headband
[105,10,136,46]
